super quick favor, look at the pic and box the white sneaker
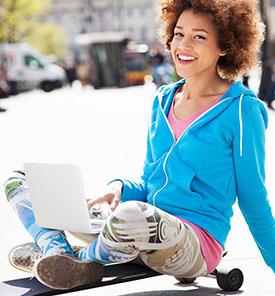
[8,242,42,273]
[8,242,82,273]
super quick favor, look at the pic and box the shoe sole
[34,254,103,290]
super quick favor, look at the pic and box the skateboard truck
[176,266,244,291]
[176,251,244,292]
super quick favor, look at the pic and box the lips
[177,53,197,64]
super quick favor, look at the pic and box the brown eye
[174,32,184,37]
[194,35,206,40]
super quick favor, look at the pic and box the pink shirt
[181,219,223,273]
[168,94,220,141]
[168,90,223,273]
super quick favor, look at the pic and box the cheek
[170,41,177,59]
[170,40,175,52]
[208,43,223,56]
[201,45,222,62]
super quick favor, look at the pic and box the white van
[0,43,66,94]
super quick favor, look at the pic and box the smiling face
[170,9,226,80]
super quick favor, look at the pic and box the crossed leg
[76,201,208,278]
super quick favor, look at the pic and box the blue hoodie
[119,79,275,273]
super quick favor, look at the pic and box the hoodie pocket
[164,156,203,212]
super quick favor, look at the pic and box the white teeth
[178,55,196,61]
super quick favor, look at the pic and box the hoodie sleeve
[233,97,275,273]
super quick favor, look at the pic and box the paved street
[0,81,274,295]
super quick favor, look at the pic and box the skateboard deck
[0,263,160,296]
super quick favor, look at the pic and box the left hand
[86,181,123,214]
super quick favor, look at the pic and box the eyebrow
[175,26,209,34]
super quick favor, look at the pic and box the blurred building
[44,0,158,57]
[269,0,275,40]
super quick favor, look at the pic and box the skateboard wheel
[175,277,196,284]
[216,268,243,291]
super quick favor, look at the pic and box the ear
[219,50,227,57]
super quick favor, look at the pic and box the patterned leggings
[6,171,208,278]
[82,201,208,278]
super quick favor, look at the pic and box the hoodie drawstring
[239,94,244,156]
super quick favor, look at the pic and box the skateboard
[0,262,243,296]
[0,262,160,296]
[3,242,244,295]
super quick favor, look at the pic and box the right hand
[86,180,123,214]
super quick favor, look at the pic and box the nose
[178,37,193,51]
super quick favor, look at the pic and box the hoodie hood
[227,80,257,100]
[226,81,267,156]
[158,79,257,106]
[157,79,268,157]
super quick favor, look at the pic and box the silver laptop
[23,162,104,234]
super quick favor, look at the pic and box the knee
[103,201,156,246]
[110,201,154,221]
[4,170,28,202]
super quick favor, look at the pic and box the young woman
[5,0,275,290]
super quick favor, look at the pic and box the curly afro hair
[157,0,265,80]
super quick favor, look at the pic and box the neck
[180,72,228,101]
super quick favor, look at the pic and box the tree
[0,0,49,42]
[0,0,68,58]
[24,23,68,59]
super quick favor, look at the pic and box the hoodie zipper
[152,96,232,207]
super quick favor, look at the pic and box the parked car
[0,52,10,98]
[0,43,66,94]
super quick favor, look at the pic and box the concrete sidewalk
[0,83,274,295]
